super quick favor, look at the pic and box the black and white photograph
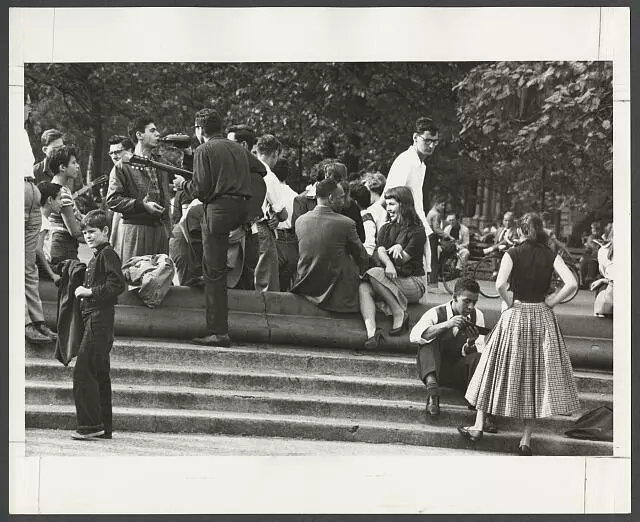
[9,5,631,515]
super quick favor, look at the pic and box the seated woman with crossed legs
[358,186,427,349]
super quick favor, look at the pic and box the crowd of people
[23,108,613,450]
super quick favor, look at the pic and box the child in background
[71,210,126,440]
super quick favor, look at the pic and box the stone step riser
[24,408,612,457]
[26,364,612,411]
[25,385,585,433]
[25,343,613,394]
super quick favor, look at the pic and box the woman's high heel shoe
[363,328,384,350]
[389,312,410,336]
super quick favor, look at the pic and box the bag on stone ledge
[564,406,613,442]
[122,253,175,308]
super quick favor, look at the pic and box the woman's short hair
[520,212,549,245]
[37,181,62,207]
[384,186,422,227]
[311,159,347,183]
[362,172,386,196]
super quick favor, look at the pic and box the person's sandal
[457,426,483,442]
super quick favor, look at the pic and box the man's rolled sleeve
[409,308,438,344]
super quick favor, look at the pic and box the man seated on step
[409,277,497,432]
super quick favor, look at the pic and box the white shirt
[597,244,614,280]
[384,146,433,235]
[276,180,298,230]
[360,209,377,256]
[24,130,35,179]
[409,301,486,354]
[366,199,388,231]
[260,160,286,218]
[444,223,470,249]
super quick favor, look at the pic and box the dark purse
[564,406,613,442]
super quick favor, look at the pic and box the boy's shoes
[426,394,440,416]
[191,333,231,347]
[36,323,58,340]
[71,428,105,440]
[25,324,53,344]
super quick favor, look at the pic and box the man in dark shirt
[190,108,252,347]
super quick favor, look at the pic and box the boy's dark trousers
[73,305,114,434]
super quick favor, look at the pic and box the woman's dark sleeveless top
[507,239,556,302]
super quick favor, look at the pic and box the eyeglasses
[418,136,439,146]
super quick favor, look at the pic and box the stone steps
[25,358,612,411]
[25,338,613,394]
[26,404,611,456]
[26,380,599,433]
[25,337,613,455]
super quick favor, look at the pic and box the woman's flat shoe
[389,312,410,336]
[518,444,532,456]
[457,426,483,442]
[363,328,384,350]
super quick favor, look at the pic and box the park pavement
[25,429,499,456]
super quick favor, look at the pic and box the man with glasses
[106,135,134,250]
[384,117,440,288]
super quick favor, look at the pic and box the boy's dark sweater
[81,242,126,312]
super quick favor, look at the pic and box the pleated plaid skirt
[465,301,580,419]
[365,266,426,313]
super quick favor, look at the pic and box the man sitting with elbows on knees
[409,277,497,432]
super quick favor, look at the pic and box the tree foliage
[454,61,613,212]
[25,62,473,193]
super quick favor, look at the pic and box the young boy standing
[72,210,126,440]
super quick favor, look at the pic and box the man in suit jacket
[291,177,369,313]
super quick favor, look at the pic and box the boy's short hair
[108,134,134,151]
[49,145,78,174]
[82,209,110,231]
[40,128,64,147]
[37,181,62,207]
[453,277,480,296]
[256,134,282,156]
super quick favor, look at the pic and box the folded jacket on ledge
[122,254,175,308]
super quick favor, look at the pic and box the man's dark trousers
[416,338,481,392]
[202,198,248,334]
[428,234,440,284]
[73,307,114,433]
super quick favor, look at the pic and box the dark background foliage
[25,61,612,233]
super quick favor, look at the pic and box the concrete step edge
[25,404,613,455]
[25,359,614,399]
[26,380,591,427]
